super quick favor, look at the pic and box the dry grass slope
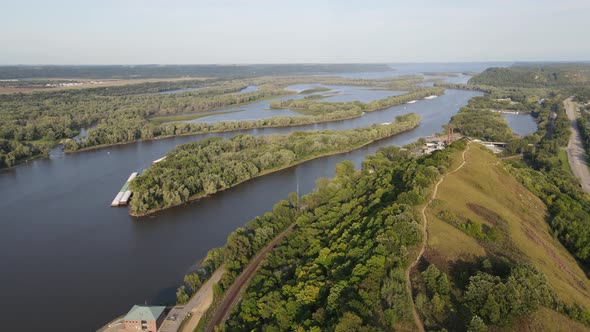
[425,144,590,329]
[492,308,590,332]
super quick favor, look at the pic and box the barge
[111,172,138,207]
[152,156,166,165]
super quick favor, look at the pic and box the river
[0,89,481,331]
[187,84,405,123]
[0,76,483,331]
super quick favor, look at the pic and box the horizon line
[3,60,590,67]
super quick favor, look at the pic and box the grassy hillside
[417,143,590,331]
[494,308,590,332]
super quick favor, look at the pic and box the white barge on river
[111,172,138,207]
[424,95,438,100]
[152,156,166,165]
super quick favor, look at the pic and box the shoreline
[65,112,366,154]
[67,88,443,154]
[129,121,420,217]
[3,87,444,169]
[148,91,297,122]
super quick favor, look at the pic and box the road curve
[158,267,224,332]
[406,142,471,332]
[206,223,296,331]
[564,97,590,194]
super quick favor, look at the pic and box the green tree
[467,315,487,332]
[176,286,189,304]
[335,312,364,332]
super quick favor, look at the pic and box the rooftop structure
[122,305,166,332]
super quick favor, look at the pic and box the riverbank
[64,111,367,155]
[129,117,420,217]
[148,110,245,125]
[148,91,297,123]
[68,89,436,154]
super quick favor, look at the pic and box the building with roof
[121,305,166,332]
[423,141,446,154]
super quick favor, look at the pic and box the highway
[564,97,590,194]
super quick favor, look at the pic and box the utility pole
[447,126,452,145]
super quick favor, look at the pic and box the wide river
[0,79,484,331]
[187,84,405,123]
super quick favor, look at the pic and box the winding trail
[406,142,471,332]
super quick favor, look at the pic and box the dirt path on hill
[406,142,471,332]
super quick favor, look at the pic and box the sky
[1,0,590,65]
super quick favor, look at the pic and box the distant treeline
[0,75,429,168]
[469,64,590,88]
[0,64,392,79]
[129,114,420,216]
[270,87,444,116]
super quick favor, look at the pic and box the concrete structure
[423,141,446,154]
[121,305,166,332]
[472,139,508,154]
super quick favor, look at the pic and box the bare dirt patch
[467,202,506,226]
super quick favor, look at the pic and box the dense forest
[177,140,469,331]
[447,83,550,142]
[414,261,559,331]
[0,74,428,168]
[469,64,590,88]
[579,104,590,154]
[449,107,516,142]
[129,114,420,216]
[168,64,590,332]
[176,137,589,331]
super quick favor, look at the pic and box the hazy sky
[2,0,589,64]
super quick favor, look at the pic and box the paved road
[159,267,225,332]
[206,223,296,331]
[564,98,590,194]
